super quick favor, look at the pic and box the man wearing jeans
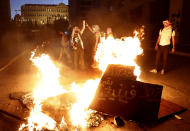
[70,20,86,70]
[150,20,175,74]
[59,32,72,65]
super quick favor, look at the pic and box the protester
[86,24,101,68]
[70,20,86,70]
[150,20,175,74]
[86,24,101,49]
[106,27,114,38]
[59,31,72,65]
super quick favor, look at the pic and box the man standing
[70,20,86,70]
[86,24,101,68]
[59,32,72,65]
[106,27,114,38]
[150,20,175,74]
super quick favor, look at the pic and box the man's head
[60,32,68,40]
[73,26,80,33]
[163,20,171,27]
[107,27,112,34]
[92,25,100,32]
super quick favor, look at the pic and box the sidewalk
[137,49,190,131]
[142,46,190,57]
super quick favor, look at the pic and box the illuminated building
[21,3,68,25]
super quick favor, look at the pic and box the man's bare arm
[171,36,175,53]
[155,35,161,50]
[80,20,86,35]
[86,23,94,33]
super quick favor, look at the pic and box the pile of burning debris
[9,64,163,131]
[10,90,144,131]
[10,91,105,130]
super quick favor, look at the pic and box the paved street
[0,48,190,131]
[137,49,190,130]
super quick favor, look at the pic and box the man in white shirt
[150,20,175,74]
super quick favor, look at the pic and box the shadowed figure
[59,31,72,66]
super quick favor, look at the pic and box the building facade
[21,3,68,25]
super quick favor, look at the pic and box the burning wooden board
[89,64,163,121]
[41,92,77,123]
[102,64,136,80]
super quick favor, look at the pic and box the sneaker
[150,69,157,74]
[161,69,165,75]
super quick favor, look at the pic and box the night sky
[10,0,68,18]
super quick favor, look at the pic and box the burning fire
[95,31,143,78]
[19,29,143,130]
[19,53,65,130]
[19,52,100,130]
[69,80,100,127]
[30,53,66,100]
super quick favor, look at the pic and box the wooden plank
[158,99,186,119]
[0,98,29,121]
[102,64,136,80]
[41,92,77,123]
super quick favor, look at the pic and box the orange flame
[69,79,100,128]
[95,32,143,79]
[19,52,100,130]
[19,29,143,130]
[19,53,66,130]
